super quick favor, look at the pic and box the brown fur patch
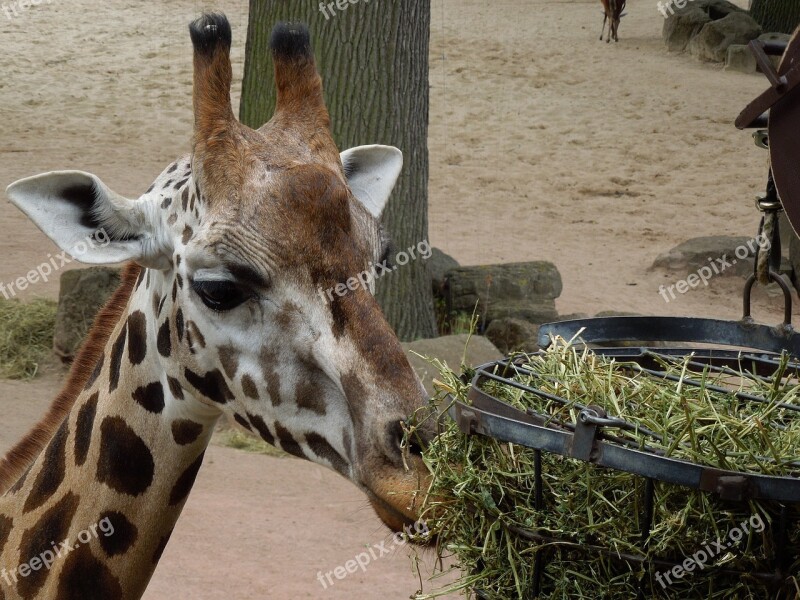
[273,422,306,459]
[184,368,233,404]
[74,393,99,467]
[171,420,204,446]
[246,413,275,446]
[0,264,141,494]
[22,420,68,514]
[157,319,172,358]
[108,321,128,393]
[182,225,193,245]
[295,380,326,415]
[96,417,155,497]
[233,413,252,431]
[56,542,122,600]
[152,530,173,565]
[218,345,240,379]
[168,452,205,506]
[17,492,79,599]
[241,374,259,400]
[127,310,148,365]
[132,382,166,414]
[97,511,138,557]
[0,514,12,556]
[306,432,348,475]
[167,376,185,400]
[187,321,206,349]
[83,355,104,391]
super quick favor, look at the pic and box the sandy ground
[1,0,795,598]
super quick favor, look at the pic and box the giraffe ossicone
[0,13,433,598]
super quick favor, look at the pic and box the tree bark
[240,0,436,341]
[750,0,800,35]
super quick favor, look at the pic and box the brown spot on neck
[22,420,68,514]
[168,452,205,506]
[96,417,155,497]
[56,542,122,599]
[18,492,79,599]
[132,381,166,414]
[74,393,99,467]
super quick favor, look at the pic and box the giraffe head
[6,15,432,533]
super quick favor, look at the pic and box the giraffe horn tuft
[269,22,329,129]
[189,12,235,140]
[189,12,232,55]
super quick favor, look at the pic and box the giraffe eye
[192,279,251,312]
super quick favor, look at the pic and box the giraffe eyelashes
[191,279,253,312]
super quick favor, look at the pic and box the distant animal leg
[600,13,607,41]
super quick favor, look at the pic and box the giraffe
[0,13,433,599]
[599,0,626,43]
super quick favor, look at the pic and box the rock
[663,6,713,52]
[427,247,460,297]
[652,236,756,278]
[725,44,757,73]
[725,33,790,73]
[403,334,502,395]
[484,318,540,355]
[662,0,745,52]
[53,267,121,361]
[688,12,761,63]
[759,31,792,47]
[444,262,562,330]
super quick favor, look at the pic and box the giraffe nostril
[386,419,429,460]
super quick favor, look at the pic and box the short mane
[0,262,142,494]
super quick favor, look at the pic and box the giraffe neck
[0,257,223,598]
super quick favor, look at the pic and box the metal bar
[449,398,800,503]
[538,316,800,356]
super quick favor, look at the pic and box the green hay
[409,339,800,599]
[0,297,57,379]
[213,429,287,457]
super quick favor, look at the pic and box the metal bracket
[570,406,605,461]
[699,470,753,502]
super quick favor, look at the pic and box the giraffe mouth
[363,489,434,546]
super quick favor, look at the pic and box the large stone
[652,236,756,278]
[53,267,121,361]
[688,12,761,62]
[403,334,502,394]
[444,262,562,330]
[725,43,757,73]
[725,33,791,73]
[427,247,460,297]
[662,0,745,52]
[663,6,713,52]
[484,318,540,355]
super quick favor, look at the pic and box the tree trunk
[750,0,800,35]
[240,0,436,341]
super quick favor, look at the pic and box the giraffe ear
[341,145,403,220]
[6,170,172,269]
